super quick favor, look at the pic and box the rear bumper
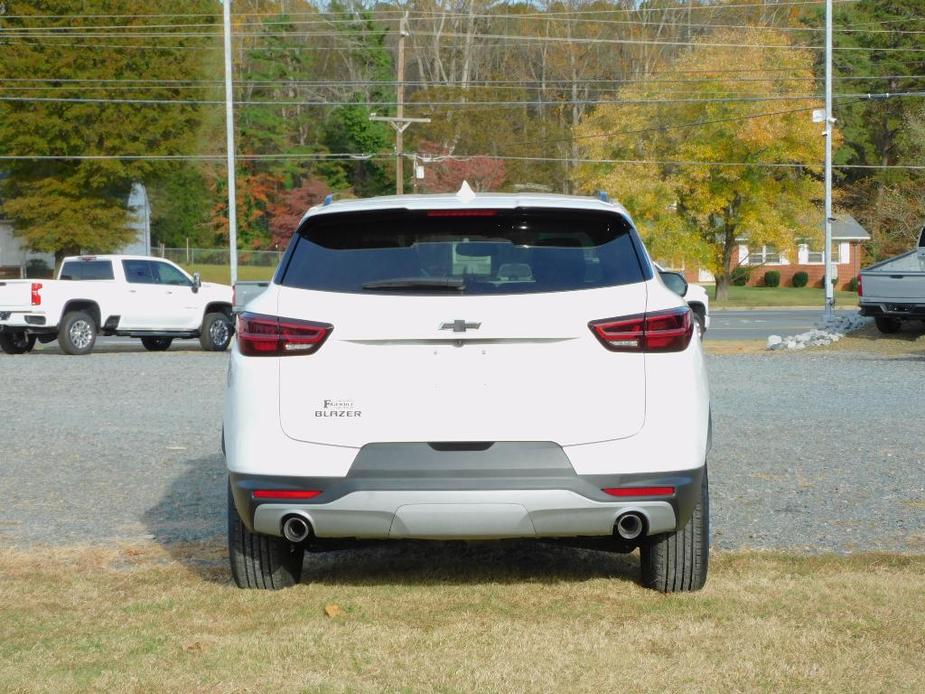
[859,302,925,318]
[0,312,51,331]
[229,460,704,541]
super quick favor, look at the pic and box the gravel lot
[0,345,922,553]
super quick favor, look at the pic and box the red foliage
[267,177,331,248]
[416,141,506,193]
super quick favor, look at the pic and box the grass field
[183,264,275,284]
[1,542,922,692]
[708,285,858,308]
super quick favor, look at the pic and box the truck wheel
[874,316,902,334]
[228,484,303,589]
[200,312,232,352]
[0,332,35,355]
[141,336,173,352]
[691,306,706,338]
[640,469,709,592]
[58,311,97,355]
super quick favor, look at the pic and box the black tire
[228,485,303,589]
[141,336,173,352]
[875,316,902,334]
[640,468,709,592]
[200,312,233,352]
[58,311,97,355]
[0,331,35,355]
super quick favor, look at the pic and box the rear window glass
[279,208,648,294]
[59,260,114,281]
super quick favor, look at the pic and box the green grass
[182,264,275,284]
[708,285,858,308]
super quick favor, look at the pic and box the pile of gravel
[767,312,870,351]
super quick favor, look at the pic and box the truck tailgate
[0,280,32,310]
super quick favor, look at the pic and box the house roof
[831,213,870,240]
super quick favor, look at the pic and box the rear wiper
[361,278,466,291]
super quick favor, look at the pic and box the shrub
[847,277,858,292]
[792,271,809,288]
[763,270,781,287]
[25,258,52,279]
[730,267,750,286]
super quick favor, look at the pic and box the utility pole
[222,0,238,286]
[369,12,429,195]
[822,0,834,321]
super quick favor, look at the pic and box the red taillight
[589,308,693,353]
[253,489,322,500]
[603,486,675,497]
[31,283,42,306]
[237,312,332,357]
[425,209,498,217]
[856,275,862,297]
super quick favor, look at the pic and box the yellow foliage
[576,29,832,282]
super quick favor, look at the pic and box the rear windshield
[279,208,648,294]
[59,260,114,281]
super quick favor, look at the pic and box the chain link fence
[152,247,284,267]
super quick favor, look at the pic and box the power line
[0,2,862,22]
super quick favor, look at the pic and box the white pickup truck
[0,255,233,355]
[859,225,925,333]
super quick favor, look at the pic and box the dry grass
[703,339,767,355]
[1,541,923,693]
[825,322,925,357]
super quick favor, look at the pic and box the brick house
[672,214,869,290]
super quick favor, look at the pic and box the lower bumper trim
[251,489,677,540]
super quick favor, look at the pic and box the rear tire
[228,485,303,589]
[58,311,97,355]
[875,316,902,334]
[640,468,709,592]
[0,332,35,354]
[141,336,173,352]
[200,312,233,352]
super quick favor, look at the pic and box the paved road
[707,309,856,341]
[0,348,922,554]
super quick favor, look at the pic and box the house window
[747,245,781,265]
[806,243,841,264]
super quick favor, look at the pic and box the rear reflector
[237,312,332,357]
[603,486,675,497]
[31,283,42,306]
[426,209,498,217]
[253,490,322,500]
[589,307,693,353]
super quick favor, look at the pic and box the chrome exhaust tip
[282,515,311,543]
[615,512,645,541]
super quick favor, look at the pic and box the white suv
[224,191,711,592]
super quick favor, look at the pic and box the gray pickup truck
[859,225,925,333]
[233,281,270,313]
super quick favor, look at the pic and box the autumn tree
[0,0,217,262]
[576,29,827,300]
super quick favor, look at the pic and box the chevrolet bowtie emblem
[440,320,481,333]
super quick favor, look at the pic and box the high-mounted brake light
[253,489,322,500]
[31,283,42,306]
[589,308,693,353]
[603,486,675,497]
[426,209,498,217]
[237,312,332,357]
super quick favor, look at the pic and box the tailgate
[862,271,925,302]
[0,280,32,310]
[277,286,647,448]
